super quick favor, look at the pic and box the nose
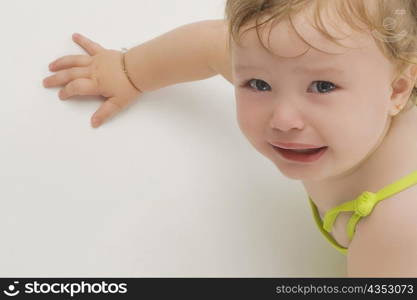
[268,101,305,131]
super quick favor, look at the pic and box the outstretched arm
[125,18,233,93]
[43,19,233,128]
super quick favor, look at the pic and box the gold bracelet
[121,47,143,93]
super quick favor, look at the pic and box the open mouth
[272,145,328,163]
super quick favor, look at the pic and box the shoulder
[347,188,417,277]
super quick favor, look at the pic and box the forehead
[231,10,385,70]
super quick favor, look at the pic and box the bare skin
[230,8,417,275]
[43,34,142,128]
[43,21,226,128]
[43,15,417,275]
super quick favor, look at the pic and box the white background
[0,0,345,276]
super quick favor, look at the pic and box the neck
[303,106,417,217]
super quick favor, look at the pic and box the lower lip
[272,145,328,163]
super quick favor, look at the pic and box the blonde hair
[224,0,417,110]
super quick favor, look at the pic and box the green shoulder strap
[322,170,417,240]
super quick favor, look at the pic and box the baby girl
[43,0,417,277]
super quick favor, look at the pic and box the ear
[390,64,417,115]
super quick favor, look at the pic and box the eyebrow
[234,64,345,75]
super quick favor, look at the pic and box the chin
[271,160,314,180]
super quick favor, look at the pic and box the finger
[59,78,100,100]
[91,97,126,128]
[44,67,91,88]
[49,55,92,71]
[72,33,104,56]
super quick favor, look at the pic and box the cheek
[236,95,267,144]
[360,106,389,149]
[331,96,389,155]
[356,92,391,137]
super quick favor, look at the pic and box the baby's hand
[43,33,142,128]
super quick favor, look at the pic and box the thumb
[91,97,124,128]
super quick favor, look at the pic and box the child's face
[231,13,396,180]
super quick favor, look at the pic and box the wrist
[120,47,144,93]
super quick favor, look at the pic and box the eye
[313,80,336,94]
[242,78,337,94]
[241,79,271,92]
